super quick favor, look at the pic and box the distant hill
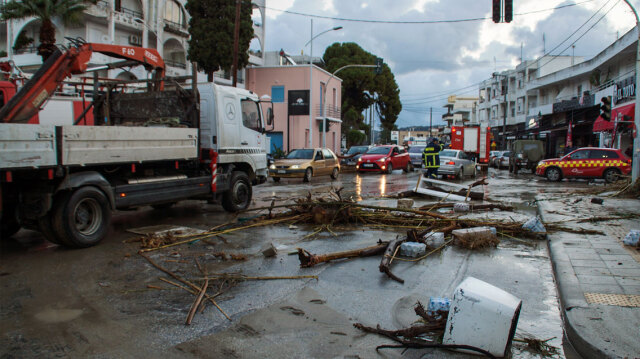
[397,125,446,131]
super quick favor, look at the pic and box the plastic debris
[400,242,427,257]
[623,229,640,246]
[428,297,450,319]
[453,202,470,212]
[522,216,546,233]
[591,197,604,205]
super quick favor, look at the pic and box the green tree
[0,0,93,62]
[186,0,253,81]
[323,43,402,140]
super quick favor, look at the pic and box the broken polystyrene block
[399,242,426,257]
[452,227,497,242]
[425,232,445,247]
[397,198,414,209]
[443,277,522,357]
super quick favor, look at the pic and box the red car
[356,145,412,173]
[536,147,631,183]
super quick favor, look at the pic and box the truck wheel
[52,187,111,248]
[37,213,63,245]
[603,168,620,183]
[545,167,562,182]
[272,177,281,182]
[0,216,20,240]
[303,168,313,182]
[222,171,252,212]
[330,167,339,180]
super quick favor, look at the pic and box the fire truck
[449,121,491,166]
[0,39,273,247]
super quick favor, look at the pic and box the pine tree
[186,0,254,81]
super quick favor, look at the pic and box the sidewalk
[536,194,640,358]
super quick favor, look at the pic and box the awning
[612,102,635,123]
[593,115,614,132]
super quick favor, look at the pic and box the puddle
[35,308,83,323]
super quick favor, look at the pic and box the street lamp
[304,19,342,148]
[621,0,640,182]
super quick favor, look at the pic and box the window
[164,0,185,28]
[241,99,261,132]
[315,151,323,160]
[271,86,284,103]
[322,149,334,159]
[590,149,619,159]
[577,85,582,98]
[569,150,589,160]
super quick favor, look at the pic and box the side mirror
[266,108,273,126]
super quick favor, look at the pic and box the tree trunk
[38,19,57,62]
[207,71,213,82]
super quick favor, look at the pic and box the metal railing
[314,104,341,119]
[165,59,186,69]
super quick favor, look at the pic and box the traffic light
[375,57,383,75]
[492,0,501,23]
[504,0,513,23]
[600,96,612,121]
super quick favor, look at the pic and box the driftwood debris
[185,278,208,325]
[297,242,388,267]
[379,237,406,283]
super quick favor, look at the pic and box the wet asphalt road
[0,167,592,358]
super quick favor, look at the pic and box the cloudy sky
[261,0,639,129]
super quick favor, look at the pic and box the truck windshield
[286,149,314,159]
[241,99,261,132]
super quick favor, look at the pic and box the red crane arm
[1,43,165,124]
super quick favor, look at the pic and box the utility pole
[622,0,640,182]
[503,75,508,150]
[231,0,241,87]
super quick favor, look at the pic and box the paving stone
[599,254,635,262]
[571,259,607,268]
[608,268,640,277]
[622,285,640,295]
[579,283,624,295]
[594,247,630,255]
[603,260,640,269]
[614,277,640,286]
[568,252,603,261]
[576,275,619,285]
[573,266,612,276]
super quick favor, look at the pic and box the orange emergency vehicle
[536,147,631,183]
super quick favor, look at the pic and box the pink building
[246,65,342,154]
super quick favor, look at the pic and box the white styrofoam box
[399,242,426,257]
[623,229,640,246]
[522,216,546,233]
[428,297,450,319]
[453,202,470,212]
[443,277,522,357]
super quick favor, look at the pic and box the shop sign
[526,116,539,130]
[613,76,635,105]
[288,90,310,115]
[552,94,595,113]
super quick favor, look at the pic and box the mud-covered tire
[52,186,111,248]
[272,177,280,182]
[37,213,63,245]
[545,167,562,182]
[303,168,312,182]
[386,163,393,174]
[603,168,620,183]
[403,162,412,173]
[330,167,339,180]
[221,171,252,212]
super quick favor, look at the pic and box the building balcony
[165,59,186,69]
[164,20,189,37]
[314,104,341,120]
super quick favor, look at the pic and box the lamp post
[304,20,342,148]
[622,0,640,182]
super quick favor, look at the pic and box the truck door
[240,98,265,158]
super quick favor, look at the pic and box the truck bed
[1,124,198,170]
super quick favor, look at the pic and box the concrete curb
[536,198,609,359]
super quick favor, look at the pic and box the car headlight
[291,165,299,169]
[517,153,524,159]
[377,157,387,162]
[357,157,363,162]
[269,164,276,169]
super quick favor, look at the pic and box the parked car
[357,145,412,174]
[509,140,545,174]
[489,151,501,167]
[496,151,511,169]
[438,149,476,179]
[269,148,340,182]
[341,145,371,166]
[408,145,427,169]
[536,147,631,183]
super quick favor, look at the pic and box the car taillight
[447,161,455,165]
[627,159,632,165]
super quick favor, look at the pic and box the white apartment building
[442,95,478,127]
[1,0,266,86]
[477,26,636,156]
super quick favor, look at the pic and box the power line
[260,0,597,25]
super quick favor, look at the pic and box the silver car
[438,149,476,178]
[341,145,371,166]
[497,151,511,169]
[408,145,426,169]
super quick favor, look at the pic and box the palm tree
[0,0,93,62]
